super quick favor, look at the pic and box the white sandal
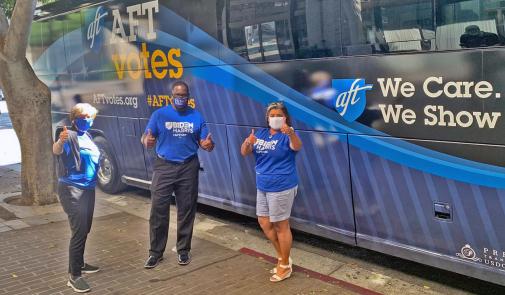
[270,257,292,274]
[270,264,292,282]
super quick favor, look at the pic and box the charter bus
[32,0,505,286]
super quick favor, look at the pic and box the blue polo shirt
[59,133,100,189]
[253,128,299,192]
[145,106,209,162]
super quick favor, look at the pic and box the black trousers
[149,156,199,258]
[58,184,95,277]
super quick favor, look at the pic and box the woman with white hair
[53,103,100,293]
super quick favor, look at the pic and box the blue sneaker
[177,253,191,265]
[144,255,163,269]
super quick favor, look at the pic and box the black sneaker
[81,263,100,274]
[67,276,91,293]
[177,253,191,265]
[144,255,163,269]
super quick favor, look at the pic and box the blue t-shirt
[59,133,100,189]
[253,128,299,192]
[145,106,209,162]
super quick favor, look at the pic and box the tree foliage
[0,0,15,18]
[0,0,56,18]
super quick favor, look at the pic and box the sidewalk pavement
[0,164,373,295]
[0,212,358,295]
[1,159,465,295]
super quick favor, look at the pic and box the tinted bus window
[342,0,435,55]
[34,0,105,19]
[436,0,505,50]
[62,12,85,75]
[224,0,342,62]
[27,22,43,67]
[35,17,67,75]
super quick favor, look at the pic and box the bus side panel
[292,131,355,243]
[227,126,355,244]
[350,134,505,285]
[197,123,235,204]
[139,119,157,179]
[226,125,258,210]
[117,117,147,180]
[91,116,126,175]
[484,50,505,146]
[185,74,266,126]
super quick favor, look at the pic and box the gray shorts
[256,186,298,222]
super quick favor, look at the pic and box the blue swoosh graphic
[36,6,505,188]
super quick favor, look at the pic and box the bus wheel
[94,136,127,194]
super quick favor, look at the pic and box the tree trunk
[0,58,58,205]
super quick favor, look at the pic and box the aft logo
[86,6,109,51]
[332,79,373,122]
[84,0,159,50]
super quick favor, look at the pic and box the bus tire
[93,136,127,194]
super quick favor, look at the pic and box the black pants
[149,156,199,258]
[58,184,95,277]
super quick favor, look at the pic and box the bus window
[244,21,284,61]
[62,12,85,75]
[224,0,342,61]
[342,0,435,55]
[37,17,67,75]
[27,22,42,68]
[260,21,282,61]
[436,0,505,50]
[245,24,262,61]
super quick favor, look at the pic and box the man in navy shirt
[142,81,214,268]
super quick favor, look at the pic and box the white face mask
[268,117,285,130]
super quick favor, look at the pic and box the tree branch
[4,0,36,61]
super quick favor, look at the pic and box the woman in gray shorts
[240,102,302,282]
